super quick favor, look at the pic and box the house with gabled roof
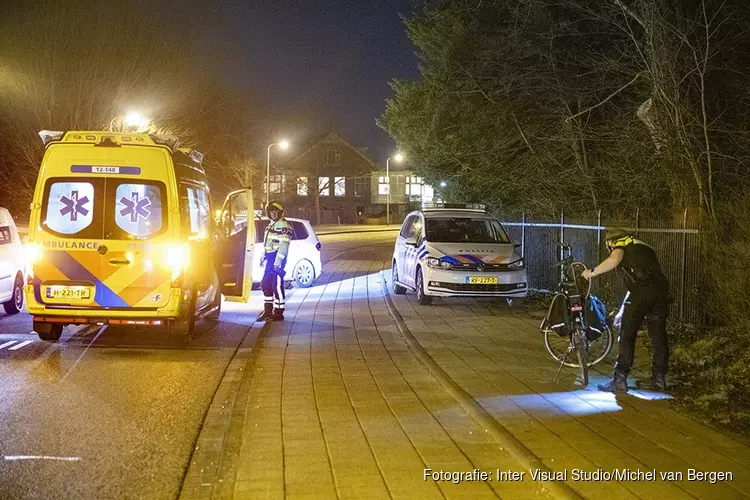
[265,130,435,225]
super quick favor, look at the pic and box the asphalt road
[0,231,395,500]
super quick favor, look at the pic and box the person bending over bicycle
[581,229,670,393]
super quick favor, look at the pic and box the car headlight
[508,258,525,271]
[425,257,441,268]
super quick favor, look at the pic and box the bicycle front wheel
[576,326,589,387]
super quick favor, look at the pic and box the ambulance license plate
[466,276,498,285]
[46,286,91,300]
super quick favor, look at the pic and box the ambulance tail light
[25,243,42,285]
[25,243,42,265]
[163,243,190,285]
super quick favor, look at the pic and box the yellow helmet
[265,200,285,218]
[605,228,632,252]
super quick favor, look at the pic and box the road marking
[2,455,82,462]
[8,340,33,351]
[0,341,17,350]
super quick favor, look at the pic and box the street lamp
[386,153,404,225]
[440,181,447,188]
[266,140,290,203]
[109,111,150,132]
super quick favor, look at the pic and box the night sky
[170,0,421,162]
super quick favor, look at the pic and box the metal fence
[289,207,359,225]
[499,210,702,324]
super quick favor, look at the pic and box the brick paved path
[387,289,750,499]
[182,233,750,499]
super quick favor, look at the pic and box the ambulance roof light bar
[149,134,180,151]
[39,130,66,147]
[179,147,204,165]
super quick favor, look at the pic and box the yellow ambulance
[25,131,256,342]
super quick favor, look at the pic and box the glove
[613,312,623,329]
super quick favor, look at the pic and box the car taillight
[316,242,321,251]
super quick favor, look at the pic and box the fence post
[596,209,602,261]
[521,211,526,259]
[635,207,640,237]
[679,207,688,319]
[559,211,565,283]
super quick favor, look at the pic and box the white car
[253,217,322,288]
[0,207,26,314]
[392,205,528,304]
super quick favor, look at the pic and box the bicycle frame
[554,244,589,386]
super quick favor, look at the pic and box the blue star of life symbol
[59,190,90,222]
[119,192,151,223]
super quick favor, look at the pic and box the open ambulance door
[217,188,256,302]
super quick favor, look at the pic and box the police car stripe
[460,254,486,265]
[441,256,462,265]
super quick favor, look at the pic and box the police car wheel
[416,268,432,305]
[2,274,23,315]
[34,321,63,342]
[391,263,406,295]
[293,259,316,288]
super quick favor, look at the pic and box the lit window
[334,177,345,196]
[319,177,330,196]
[269,175,284,194]
[406,176,422,196]
[378,176,389,195]
[297,177,308,196]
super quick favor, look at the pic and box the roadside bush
[668,195,750,433]
[670,323,750,432]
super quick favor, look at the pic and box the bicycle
[540,243,613,388]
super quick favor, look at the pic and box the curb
[378,270,581,500]
[179,320,271,500]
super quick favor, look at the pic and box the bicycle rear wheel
[544,329,579,367]
[576,326,588,387]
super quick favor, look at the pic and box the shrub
[670,323,750,432]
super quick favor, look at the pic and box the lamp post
[265,140,290,204]
[385,153,404,225]
[109,112,150,132]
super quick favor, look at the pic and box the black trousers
[615,283,670,378]
[261,252,286,311]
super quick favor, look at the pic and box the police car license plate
[466,276,498,285]
[46,286,91,300]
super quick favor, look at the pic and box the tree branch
[565,73,642,123]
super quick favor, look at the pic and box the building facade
[266,130,434,225]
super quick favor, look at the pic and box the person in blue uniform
[257,201,292,322]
